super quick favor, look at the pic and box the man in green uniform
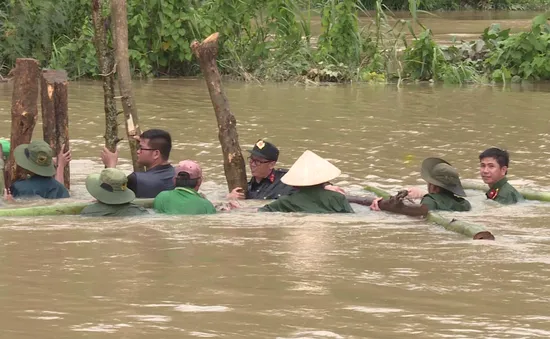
[259,150,353,213]
[370,157,470,215]
[479,147,523,204]
[153,160,216,215]
[81,168,149,217]
[5,140,70,200]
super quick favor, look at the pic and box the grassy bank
[0,0,548,84]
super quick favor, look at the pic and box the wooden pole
[111,0,143,171]
[191,33,248,193]
[364,185,495,240]
[6,58,40,187]
[91,0,120,152]
[41,69,70,189]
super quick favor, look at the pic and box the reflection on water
[1,12,550,337]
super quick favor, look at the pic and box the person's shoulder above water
[420,192,471,211]
[486,177,524,205]
[81,202,149,217]
[11,176,69,199]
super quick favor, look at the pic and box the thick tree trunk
[41,69,70,189]
[7,58,40,187]
[91,0,120,152]
[111,0,143,171]
[191,33,248,193]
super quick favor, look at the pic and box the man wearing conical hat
[81,168,149,217]
[5,140,70,199]
[259,150,354,213]
[371,157,471,213]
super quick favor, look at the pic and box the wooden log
[461,181,549,202]
[6,58,40,187]
[91,0,120,152]
[111,0,143,171]
[0,198,154,217]
[41,69,70,189]
[364,185,495,240]
[191,33,248,193]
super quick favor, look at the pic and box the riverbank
[0,0,548,84]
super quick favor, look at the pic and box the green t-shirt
[11,176,69,199]
[153,187,216,215]
[80,202,149,217]
[420,191,471,212]
[486,177,524,205]
[259,185,354,214]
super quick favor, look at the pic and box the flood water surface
[0,12,550,337]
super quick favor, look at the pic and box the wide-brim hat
[13,141,56,177]
[281,150,341,186]
[85,169,135,205]
[421,157,466,197]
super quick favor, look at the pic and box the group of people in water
[0,128,524,217]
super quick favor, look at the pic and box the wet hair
[141,129,172,161]
[175,171,199,189]
[479,147,509,168]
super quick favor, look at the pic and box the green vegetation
[358,0,550,10]
[0,0,548,84]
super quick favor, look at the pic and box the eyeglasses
[248,156,271,165]
[137,145,157,151]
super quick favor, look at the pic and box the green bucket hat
[85,168,135,205]
[420,157,466,197]
[13,140,56,177]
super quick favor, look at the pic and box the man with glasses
[228,139,296,200]
[101,129,175,198]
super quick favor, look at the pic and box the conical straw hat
[281,150,341,186]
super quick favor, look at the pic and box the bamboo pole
[364,185,495,240]
[91,0,120,152]
[111,0,143,171]
[41,69,70,189]
[6,58,40,187]
[191,33,248,193]
[0,199,154,217]
[461,181,547,202]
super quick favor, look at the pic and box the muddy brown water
[1,13,550,339]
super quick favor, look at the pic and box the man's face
[248,155,275,179]
[479,157,507,186]
[136,138,158,167]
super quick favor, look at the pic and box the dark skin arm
[348,190,429,217]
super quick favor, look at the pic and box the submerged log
[111,0,143,171]
[461,181,549,202]
[41,69,70,189]
[364,184,495,240]
[7,58,40,187]
[91,0,120,152]
[0,198,154,217]
[191,33,248,193]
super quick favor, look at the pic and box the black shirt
[127,164,175,198]
[247,169,297,200]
